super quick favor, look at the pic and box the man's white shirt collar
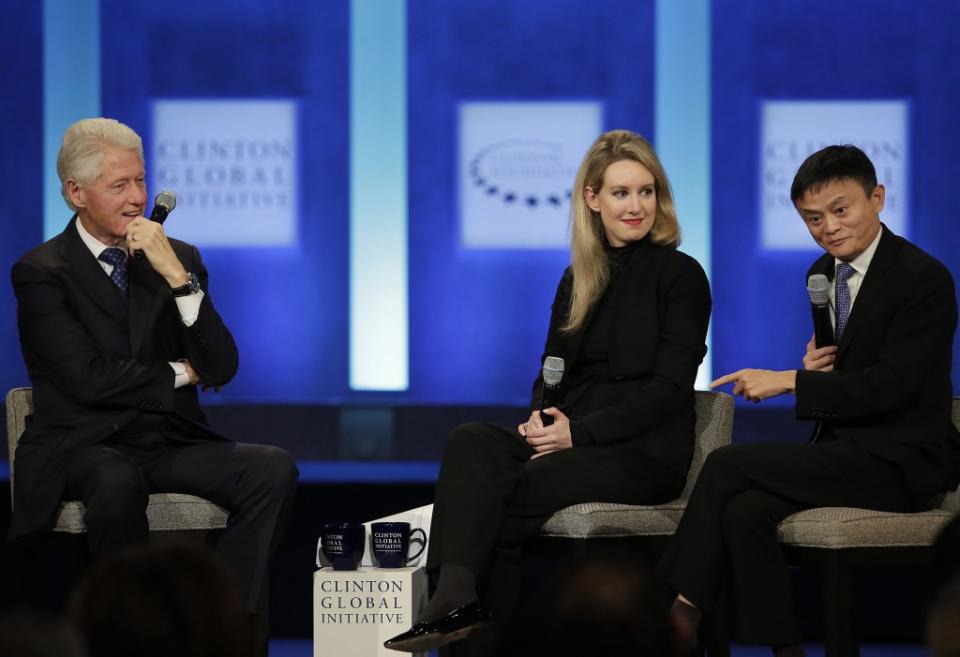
[835,224,883,276]
[74,215,115,260]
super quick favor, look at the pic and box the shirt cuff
[174,290,205,327]
[169,361,191,389]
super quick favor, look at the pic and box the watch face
[172,272,200,296]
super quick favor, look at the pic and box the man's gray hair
[57,118,144,212]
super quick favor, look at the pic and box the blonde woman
[386,130,711,654]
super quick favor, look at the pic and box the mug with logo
[320,522,366,570]
[371,521,427,569]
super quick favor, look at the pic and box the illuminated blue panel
[760,100,908,249]
[655,0,711,388]
[151,99,299,247]
[458,102,601,249]
[43,0,100,239]
[297,461,439,484]
[0,461,438,484]
[350,0,408,391]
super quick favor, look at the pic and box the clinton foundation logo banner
[458,101,602,249]
[760,100,908,250]
[151,99,298,247]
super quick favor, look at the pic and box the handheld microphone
[148,190,177,224]
[539,356,565,427]
[807,274,836,348]
[134,191,177,260]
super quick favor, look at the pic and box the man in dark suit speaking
[10,117,298,617]
[657,144,960,656]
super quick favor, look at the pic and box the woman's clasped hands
[518,408,573,459]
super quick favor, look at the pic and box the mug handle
[316,537,328,569]
[406,528,428,563]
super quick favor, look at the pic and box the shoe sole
[384,621,494,652]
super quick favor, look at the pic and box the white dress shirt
[75,216,204,388]
[828,226,883,328]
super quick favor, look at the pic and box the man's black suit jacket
[9,217,238,539]
[530,238,712,480]
[796,225,960,508]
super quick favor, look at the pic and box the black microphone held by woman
[538,356,564,427]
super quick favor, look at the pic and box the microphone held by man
[807,274,836,348]
[133,190,177,260]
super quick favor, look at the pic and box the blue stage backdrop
[98,0,350,403]
[711,0,960,407]
[2,1,960,411]
[406,0,654,404]
[25,0,655,406]
[0,2,43,396]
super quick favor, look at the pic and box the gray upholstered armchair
[774,398,960,657]
[5,387,228,533]
[535,390,735,657]
[539,390,735,542]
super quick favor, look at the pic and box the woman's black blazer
[531,238,711,478]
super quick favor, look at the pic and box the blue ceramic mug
[371,522,427,568]
[320,522,366,570]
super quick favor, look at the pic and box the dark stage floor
[270,642,927,657]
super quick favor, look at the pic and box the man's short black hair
[790,144,878,204]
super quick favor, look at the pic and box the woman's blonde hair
[563,130,680,333]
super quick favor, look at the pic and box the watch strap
[170,272,200,297]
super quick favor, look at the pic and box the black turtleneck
[577,239,643,368]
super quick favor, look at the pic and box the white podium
[313,566,427,657]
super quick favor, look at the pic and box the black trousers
[64,433,299,612]
[427,422,683,619]
[656,440,916,645]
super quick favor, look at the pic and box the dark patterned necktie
[834,262,854,341]
[98,247,128,293]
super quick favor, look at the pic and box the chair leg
[822,552,858,657]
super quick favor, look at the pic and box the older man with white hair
[10,118,298,633]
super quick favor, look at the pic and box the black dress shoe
[383,601,494,652]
